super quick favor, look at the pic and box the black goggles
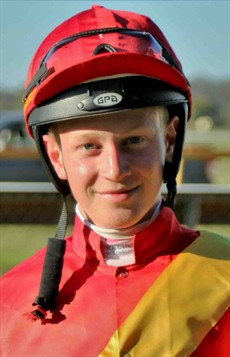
[23,27,183,101]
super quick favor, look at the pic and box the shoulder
[0,248,45,308]
[0,236,74,309]
[1,246,46,284]
[0,246,46,325]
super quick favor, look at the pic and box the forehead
[56,106,165,134]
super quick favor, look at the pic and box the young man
[1,5,229,356]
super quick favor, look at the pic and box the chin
[96,210,146,229]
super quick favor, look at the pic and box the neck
[75,200,162,267]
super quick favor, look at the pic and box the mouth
[98,186,139,202]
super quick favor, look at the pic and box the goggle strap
[23,63,48,101]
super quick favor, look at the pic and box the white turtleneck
[75,200,162,267]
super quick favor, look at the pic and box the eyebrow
[59,107,159,134]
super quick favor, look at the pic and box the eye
[124,136,144,145]
[82,143,97,151]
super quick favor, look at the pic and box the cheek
[152,135,166,167]
[138,138,165,171]
[63,156,98,195]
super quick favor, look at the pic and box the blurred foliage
[0,87,23,111]
[0,78,229,128]
[189,78,230,128]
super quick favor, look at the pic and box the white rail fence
[0,182,229,194]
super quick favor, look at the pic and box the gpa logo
[93,92,123,107]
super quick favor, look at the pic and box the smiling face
[43,107,177,229]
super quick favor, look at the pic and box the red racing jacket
[0,206,229,356]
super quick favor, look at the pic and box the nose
[100,143,131,181]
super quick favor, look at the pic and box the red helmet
[24,5,191,128]
[23,5,191,198]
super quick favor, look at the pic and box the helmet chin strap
[31,197,68,320]
[164,102,188,208]
[165,179,177,208]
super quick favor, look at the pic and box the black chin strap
[31,197,68,319]
[164,103,188,208]
[164,179,177,208]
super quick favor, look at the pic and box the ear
[42,134,67,180]
[164,116,179,162]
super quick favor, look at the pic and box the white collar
[75,199,162,240]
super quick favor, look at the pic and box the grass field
[0,225,73,276]
[1,224,229,276]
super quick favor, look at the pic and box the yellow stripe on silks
[99,231,230,357]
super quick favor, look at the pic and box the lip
[98,186,139,202]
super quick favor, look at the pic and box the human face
[44,107,170,229]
